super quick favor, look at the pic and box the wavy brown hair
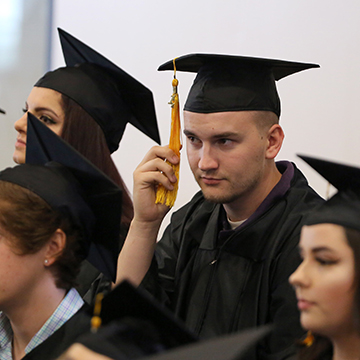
[0,181,83,290]
[60,94,133,231]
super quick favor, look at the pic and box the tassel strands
[301,331,314,347]
[155,58,181,208]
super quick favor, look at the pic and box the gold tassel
[90,293,104,333]
[301,331,314,347]
[155,58,181,208]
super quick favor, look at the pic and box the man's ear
[265,124,284,159]
[44,228,67,266]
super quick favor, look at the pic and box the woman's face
[0,227,48,313]
[289,223,357,338]
[13,87,65,164]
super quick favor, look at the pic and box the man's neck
[224,163,282,222]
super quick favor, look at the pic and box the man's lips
[201,176,223,185]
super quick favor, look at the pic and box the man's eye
[219,139,232,145]
[187,136,199,143]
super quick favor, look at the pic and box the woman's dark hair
[296,335,332,360]
[0,181,82,290]
[60,94,133,230]
[296,226,360,359]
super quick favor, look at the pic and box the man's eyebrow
[212,132,238,139]
[183,130,238,138]
[183,129,196,136]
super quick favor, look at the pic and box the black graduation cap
[20,112,122,281]
[158,53,319,117]
[34,28,160,153]
[76,278,271,360]
[75,280,197,359]
[137,326,272,360]
[298,154,360,231]
[0,108,5,114]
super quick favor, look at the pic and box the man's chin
[201,190,233,204]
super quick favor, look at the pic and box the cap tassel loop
[301,331,314,347]
[156,59,181,208]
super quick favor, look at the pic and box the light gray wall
[0,0,52,170]
[49,1,360,235]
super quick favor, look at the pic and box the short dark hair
[252,111,279,135]
[0,181,82,290]
[60,94,133,229]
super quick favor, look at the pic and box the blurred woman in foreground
[290,155,360,360]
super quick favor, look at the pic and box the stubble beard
[196,171,262,205]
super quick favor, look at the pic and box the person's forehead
[300,224,349,251]
[183,110,261,124]
[29,86,63,105]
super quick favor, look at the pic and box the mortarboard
[19,112,122,281]
[75,280,197,359]
[75,279,271,360]
[137,326,272,360]
[298,154,360,231]
[35,28,160,153]
[158,53,319,117]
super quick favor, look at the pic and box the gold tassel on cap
[155,58,181,208]
[90,293,104,333]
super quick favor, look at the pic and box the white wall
[51,0,360,236]
[0,0,52,171]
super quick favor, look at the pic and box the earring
[44,259,49,265]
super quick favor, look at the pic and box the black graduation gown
[141,163,324,360]
[22,306,91,360]
[76,225,128,305]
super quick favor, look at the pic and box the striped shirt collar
[0,288,84,360]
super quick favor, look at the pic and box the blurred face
[184,110,271,207]
[58,344,113,360]
[13,87,65,164]
[0,226,47,313]
[289,224,357,338]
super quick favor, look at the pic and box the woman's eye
[39,115,56,125]
[316,258,337,266]
[22,108,27,114]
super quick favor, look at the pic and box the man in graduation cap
[116,54,324,359]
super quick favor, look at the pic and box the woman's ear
[265,124,284,159]
[44,228,66,266]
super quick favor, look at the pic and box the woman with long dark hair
[12,28,160,303]
[290,155,360,360]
